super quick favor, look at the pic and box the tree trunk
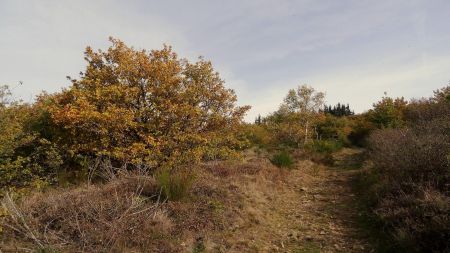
[304,120,309,144]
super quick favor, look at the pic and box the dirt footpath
[205,148,372,252]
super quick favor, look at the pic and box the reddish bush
[366,102,450,252]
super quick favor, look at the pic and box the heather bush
[365,97,450,252]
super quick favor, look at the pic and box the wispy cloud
[1,0,449,121]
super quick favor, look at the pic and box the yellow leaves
[45,38,249,168]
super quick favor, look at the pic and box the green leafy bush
[316,114,352,146]
[0,87,63,194]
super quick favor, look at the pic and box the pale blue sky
[1,0,449,121]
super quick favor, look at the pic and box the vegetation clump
[47,38,250,170]
[0,39,249,195]
[156,169,194,201]
[361,86,450,252]
[271,151,294,169]
[0,171,175,252]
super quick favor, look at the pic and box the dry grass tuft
[0,172,179,252]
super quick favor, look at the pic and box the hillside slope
[1,149,371,252]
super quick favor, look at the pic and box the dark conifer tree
[324,102,354,117]
[255,114,262,125]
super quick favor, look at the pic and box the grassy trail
[215,148,372,252]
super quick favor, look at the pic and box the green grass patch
[270,151,294,168]
[306,140,343,153]
[156,169,194,201]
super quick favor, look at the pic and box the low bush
[241,124,273,149]
[271,151,294,169]
[306,139,343,153]
[364,114,450,252]
[0,90,64,195]
[156,169,194,201]
[348,115,375,147]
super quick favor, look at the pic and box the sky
[1,0,450,121]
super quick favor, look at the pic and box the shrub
[0,139,62,194]
[368,95,407,128]
[369,120,449,191]
[346,114,376,147]
[271,151,294,168]
[316,114,352,145]
[156,169,194,201]
[1,39,251,193]
[365,109,450,252]
[241,124,272,148]
[0,88,63,194]
[306,139,343,153]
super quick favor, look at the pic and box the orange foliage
[47,38,250,169]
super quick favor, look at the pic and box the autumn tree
[280,85,325,144]
[369,93,407,128]
[264,106,304,147]
[46,38,250,170]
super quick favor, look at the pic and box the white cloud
[1,0,449,123]
[0,0,185,101]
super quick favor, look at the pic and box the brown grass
[1,173,179,252]
[0,154,287,252]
